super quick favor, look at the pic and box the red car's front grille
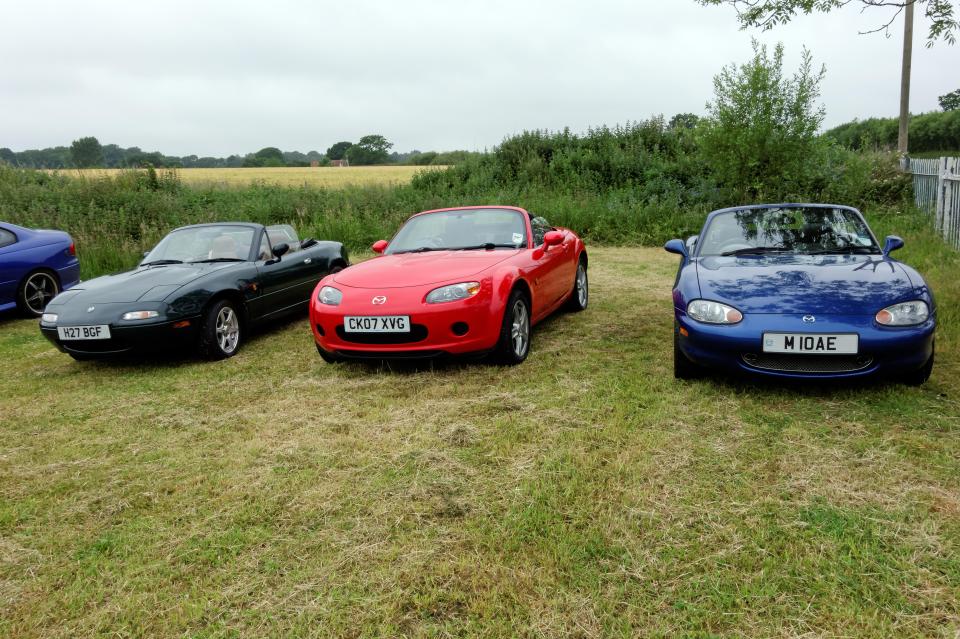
[335,324,429,344]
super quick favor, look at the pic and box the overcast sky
[1,0,956,156]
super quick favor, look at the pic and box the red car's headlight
[426,282,480,304]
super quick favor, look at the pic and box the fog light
[452,322,469,336]
[316,324,325,336]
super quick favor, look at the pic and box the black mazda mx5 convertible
[40,222,348,360]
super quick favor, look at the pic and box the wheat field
[49,165,445,188]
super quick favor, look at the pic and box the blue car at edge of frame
[0,221,80,317]
[664,203,936,384]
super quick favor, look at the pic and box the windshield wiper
[189,258,246,263]
[452,243,519,251]
[807,246,878,255]
[394,246,441,254]
[141,259,183,266]
[720,246,792,256]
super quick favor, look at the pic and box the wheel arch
[202,289,248,327]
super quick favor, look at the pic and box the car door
[527,216,569,315]
[251,229,304,318]
[0,227,21,305]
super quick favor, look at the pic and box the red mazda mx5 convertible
[309,206,588,364]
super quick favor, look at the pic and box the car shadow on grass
[685,369,925,397]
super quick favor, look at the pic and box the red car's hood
[334,250,519,289]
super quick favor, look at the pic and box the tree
[695,1,958,45]
[0,148,17,166]
[326,141,353,160]
[698,41,827,199]
[345,135,393,165]
[668,113,701,130]
[70,136,103,168]
[941,88,960,110]
[243,147,286,167]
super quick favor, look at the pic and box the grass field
[2,245,959,637]
[47,166,445,188]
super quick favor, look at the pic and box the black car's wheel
[316,343,343,363]
[900,343,934,386]
[199,299,242,360]
[492,289,531,365]
[17,270,59,317]
[674,326,703,380]
[565,258,588,312]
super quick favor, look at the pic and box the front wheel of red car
[316,343,343,364]
[493,290,531,365]
[565,258,588,312]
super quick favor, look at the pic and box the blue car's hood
[695,254,918,315]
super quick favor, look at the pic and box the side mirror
[664,239,688,258]
[272,242,290,259]
[543,231,563,248]
[883,235,904,256]
[372,240,388,254]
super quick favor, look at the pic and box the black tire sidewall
[17,270,59,317]
[199,299,242,360]
[494,290,531,365]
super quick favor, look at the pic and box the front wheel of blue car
[900,342,934,386]
[674,325,704,380]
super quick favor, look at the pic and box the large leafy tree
[940,88,960,110]
[345,135,393,165]
[698,41,827,199]
[696,0,958,44]
[70,136,103,168]
[326,141,353,161]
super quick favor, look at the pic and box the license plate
[343,316,410,333]
[762,333,858,354]
[57,325,111,340]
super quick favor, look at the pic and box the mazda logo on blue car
[802,315,816,323]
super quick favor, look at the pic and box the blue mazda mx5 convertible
[664,204,936,384]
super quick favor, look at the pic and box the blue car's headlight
[318,286,342,306]
[876,301,929,326]
[687,299,743,324]
[426,282,480,304]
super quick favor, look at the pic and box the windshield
[385,208,527,254]
[143,225,256,264]
[697,207,880,257]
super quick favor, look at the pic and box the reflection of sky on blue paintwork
[697,254,923,314]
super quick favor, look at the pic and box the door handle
[303,258,312,264]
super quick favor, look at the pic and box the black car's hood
[59,263,236,304]
[695,254,918,314]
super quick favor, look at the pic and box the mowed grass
[1,247,959,637]
[47,166,445,188]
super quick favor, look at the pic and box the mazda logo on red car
[372,296,387,305]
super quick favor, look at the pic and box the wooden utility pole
[898,1,915,155]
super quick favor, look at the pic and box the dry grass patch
[1,247,959,637]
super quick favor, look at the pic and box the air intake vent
[742,353,873,374]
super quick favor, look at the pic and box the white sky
[1,0,957,155]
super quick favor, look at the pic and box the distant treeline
[825,110,960,153]
[0,136,483,170]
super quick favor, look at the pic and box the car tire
[199,299,243,360]
[17,269,60,317]
[565,258,589,312]
[492,289,531,365]
[900,343,934,386]
[316,343,343,363]
[674,326,703,380]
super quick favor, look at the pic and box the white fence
[902,156,960,250]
